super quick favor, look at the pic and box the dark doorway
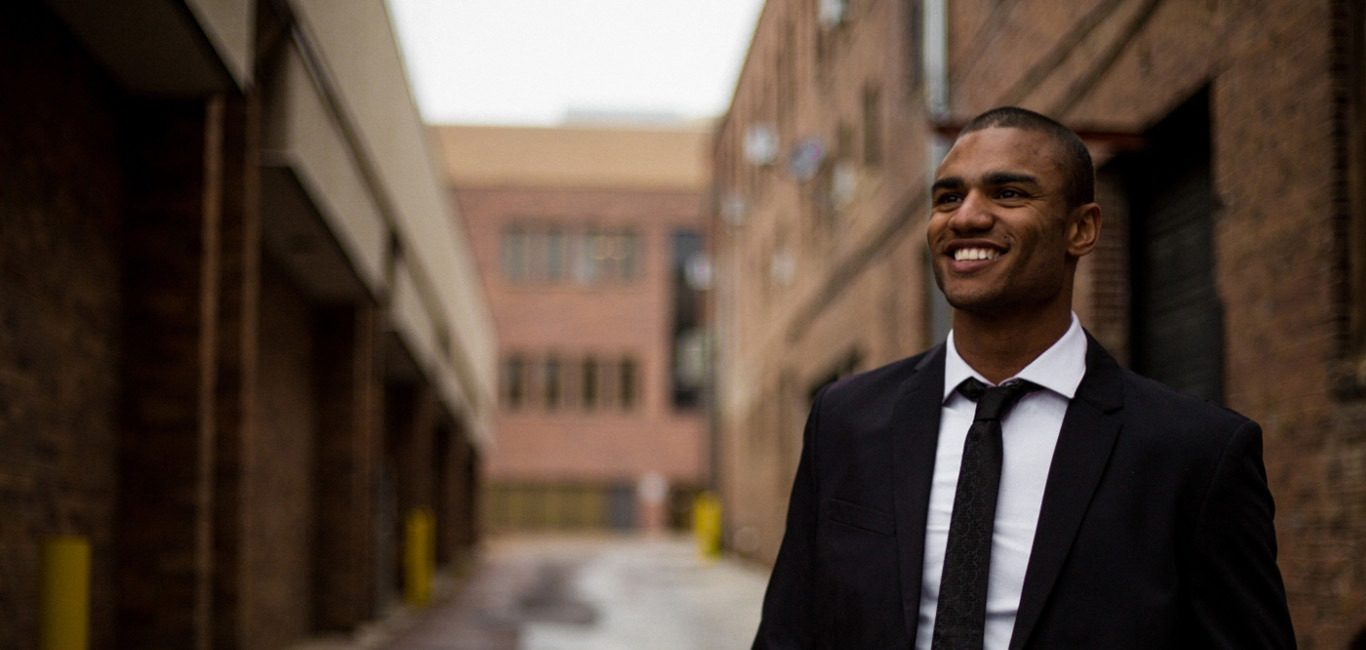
[1122,88,1224,403]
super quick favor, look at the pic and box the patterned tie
[932,377,1040,650]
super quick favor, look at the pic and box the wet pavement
[376,534,769,650]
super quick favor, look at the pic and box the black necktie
[932,377,1039,650]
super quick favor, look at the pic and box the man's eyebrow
[931,176,964,193]
[983,171,1041,186]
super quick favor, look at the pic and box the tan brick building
[714,0,1366,646]
[0,2,495,649]
[437,125,711,532]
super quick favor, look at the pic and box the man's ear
[1067,202,1101,258]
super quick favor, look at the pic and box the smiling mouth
[952,247,1001,262]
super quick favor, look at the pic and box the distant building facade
[0,2,495,649]
[714,0,1366,647]
[437,125,711,533]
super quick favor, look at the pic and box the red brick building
[437,125,711,532]
[713,0,1366,646]
[0,2,495,649]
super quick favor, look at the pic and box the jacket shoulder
[1114,367,1258,457]
[1119,368,1251,426]
[1083,335,1253,434]
[816,346,940,410]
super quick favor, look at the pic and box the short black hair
[959,106,1095,209]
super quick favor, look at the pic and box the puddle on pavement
[515,561,598,626]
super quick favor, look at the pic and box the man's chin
[942,289,1003,314]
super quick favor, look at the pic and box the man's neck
[952,308,1073,385]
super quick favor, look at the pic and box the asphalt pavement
[375,534,770,650]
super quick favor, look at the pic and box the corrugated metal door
[1128,90,1224,403]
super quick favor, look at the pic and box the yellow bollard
[39,535,90,650]
[404,507,436,607]
[693,492,723,561]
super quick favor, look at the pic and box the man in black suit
[752,107,1295,649]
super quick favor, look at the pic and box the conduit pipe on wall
[924,0,949,123]
[924,0,951,166]
[39,536,90,650]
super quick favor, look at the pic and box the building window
[1346,0,1366,360]
[620,232,640,281]
[577,228,603,285]
[501,226,527,282]
[576,228,640,286]
[581,358,600,409]
[862,84,883,167]
[545,227,565,281]
[671,229,706,409]
[905,0,923,95]
[619,358,638,409]
[501,355,527,409]
[544,356,563,409]
[504,224,640,286]
[502,352,643,411]
[1328,0,1366,395]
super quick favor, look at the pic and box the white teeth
[953,247,1000,261]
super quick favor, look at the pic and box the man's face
[928,126,1087,319]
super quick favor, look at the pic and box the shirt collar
[942,313,1088,403]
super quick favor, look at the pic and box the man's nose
[948,190,994,233]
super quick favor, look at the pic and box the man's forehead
[936,126,1061,177]
[933,170,1042,188]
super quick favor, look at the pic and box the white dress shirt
[915,314,1088,650]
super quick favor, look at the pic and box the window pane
[582,358,599,408]
[501,355,526,408]
[527,227,546,281]
[576,229,601,285]
[544,357,562,409]
[501,227,527,282]
[863,85,883,166]
[587,229,603,282]
[601,232,622,282]
[546,228,564,281]
[671,230,706,408]
[619,358,638,409]
[621,231,640,281]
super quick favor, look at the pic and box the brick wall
[117,96,216,648]
[0,4,481,648]
[962,1,1358,644]
[1210,1,1366,643]
[115,91,266,650]
[455,185,707,498]
[392,385,437,516]
[0,5,125,647]
[718,0,1366,645]
[313,302,383,630]
[432,418,478,566]
[242,260,316,650]
[713,0,935,563]
[210,89,262,650]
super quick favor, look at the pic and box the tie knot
[958,377,1039,422]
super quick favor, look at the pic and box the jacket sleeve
[752,386,826,649]
[1185,419,1297,649]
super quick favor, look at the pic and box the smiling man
[752,107,1295,650]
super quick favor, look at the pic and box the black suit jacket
[753,336,1295,649]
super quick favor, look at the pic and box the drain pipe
[922,0,954,342]
[924,0,950,163]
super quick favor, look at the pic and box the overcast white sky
[385,0,766,126]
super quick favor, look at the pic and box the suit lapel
[891,344,946,645]
[1008,335,1124,650]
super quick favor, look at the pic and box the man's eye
[998,188,1024,199]
[934,193,962,205]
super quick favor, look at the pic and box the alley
[379,535,768,650]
